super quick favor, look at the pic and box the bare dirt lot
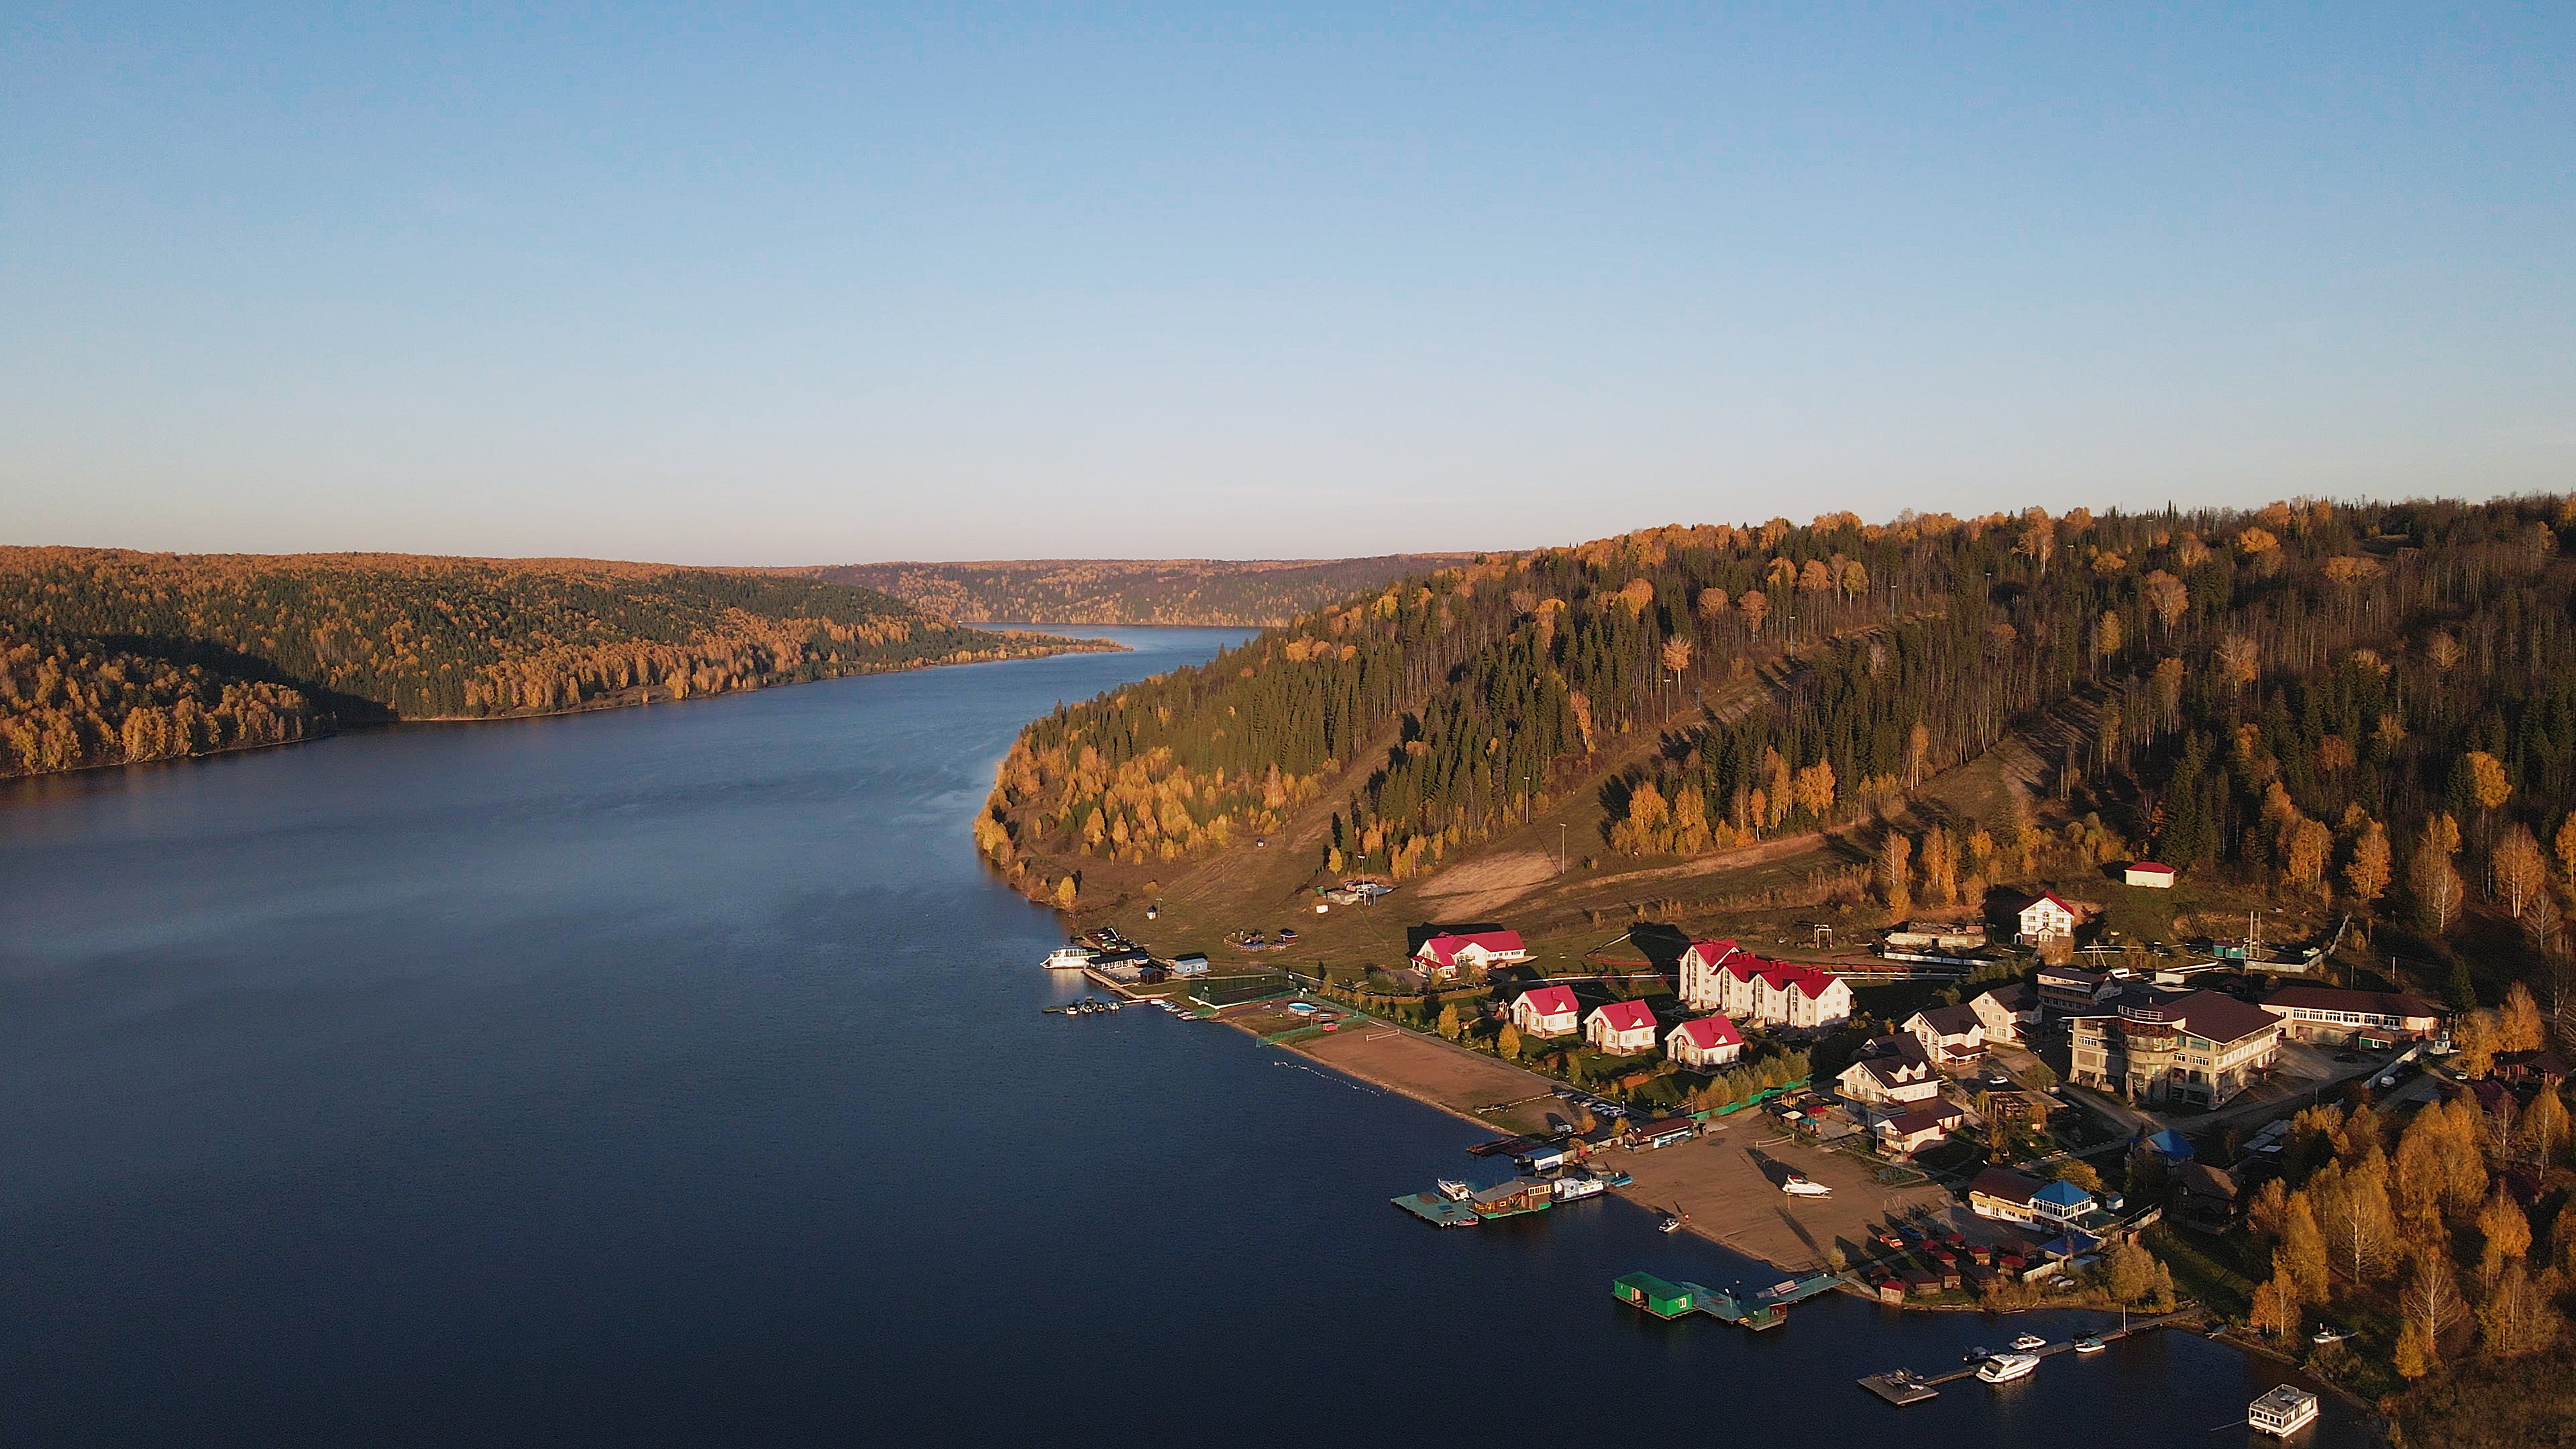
[1611,1126,1961,1272]
[1294,1026,1566,1136]
[1410,850,1560,918]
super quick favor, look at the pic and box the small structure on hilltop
[1509,985,1580,1038]
[1585,999,1660,1055]
[2123,861,2177,888]
[1666,1014,1745,1070]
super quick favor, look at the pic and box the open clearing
[1295,1026,1566,1136]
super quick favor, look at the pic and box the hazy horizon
[5,5,2568,564]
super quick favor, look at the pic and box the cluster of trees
[0,631,313,775]
[819,555,1463,627]
[2237,1087,2572,1382]
[0,548,1093,777]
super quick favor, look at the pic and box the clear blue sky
[5,3,2569,563]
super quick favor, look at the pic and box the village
[1045,861,2548,1426]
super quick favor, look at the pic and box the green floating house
[1613,1273,1697,1319]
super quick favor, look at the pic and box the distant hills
[811,555,1478,627]
[0,548,1106,778]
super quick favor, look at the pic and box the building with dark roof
[2259,985,2441,1046]
[2067,987,2282,1108]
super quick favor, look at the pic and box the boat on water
[2010,1333,2047,1352]
[1978,1353,2040,1384]
[1962,1346,1993,1363]
[2072,1335,2105,1354]
[2249,1385,2320,1437]
[1435,1179,1474,1201]
[1553,1175,1607,1202]
[1781,1173,1832,1197]
[1041,945,1093,970]
[1656,1211,1686,1233]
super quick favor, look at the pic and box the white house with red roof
[2123,861,2176,889]
[1585,1000,1660,1055]
[1754,963,1853,1030]
[2016,892,2078,945]
[1411,929,1528,981]
[1510,985,1580,1038]
[1666,1015,1744,1069]
[1678,938,1750,1012]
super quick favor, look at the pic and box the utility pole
[1558,822,1567,876]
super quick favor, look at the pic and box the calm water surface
[2,627,2369,1445]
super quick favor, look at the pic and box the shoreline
[0,634,1120,788]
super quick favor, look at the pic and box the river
[0,625,2371,1445]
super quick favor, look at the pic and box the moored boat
[2249,1385,2319,1437]
[2010,1333,2047,1352]
[1977,1353,2039,1384]
[2072,1335,2105,1354]
[1553,1175,1607,1202]
[1781,1173,1831,1197]
[1041,945,1093,971]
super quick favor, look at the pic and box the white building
[1666,1015,1745,1069]
[1835,1036,1944,1106]
[1511,985,1580,1038]
[1970,983,2043,1045]
[1901,1004,1987,1065]
[2016,892,2078,946]
[1585,1000,1660,1055]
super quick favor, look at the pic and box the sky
[3,3,2569,564]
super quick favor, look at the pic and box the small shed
[2124,861,2177,888]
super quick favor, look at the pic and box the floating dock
[1613,1273,1788,1331]
[1392,1193,1479,1228]
[1859,1372,1940,1406]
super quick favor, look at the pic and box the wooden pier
[1856,1309,2199,1407]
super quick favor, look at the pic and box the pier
[1613,1272,1800,1332]
[1856,1309,2200,1407]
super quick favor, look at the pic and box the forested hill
[982,497,2576,980]
[0,547,1107,778]
[812,555,1474,627]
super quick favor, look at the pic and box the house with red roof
[1585,999,1660,1055]
[1509,985,1580,1038]
[2016,892,2078,946]
[1666,1014,1744,1069]
[1410,929,1528,981]
[2123,861,2176,888]
[1678,938,1750,1012]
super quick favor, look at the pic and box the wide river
[2,626,2370,1445]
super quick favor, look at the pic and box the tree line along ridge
[0,547,1104,777]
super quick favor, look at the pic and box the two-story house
[1411,929,1528,981]
[1970,982,2043,1045]
[1666,1014,1745,1070]
[1835,1034,1943,1107]
[1902,1004,1987,1065]
[1510,985,1580,1038]
[2016,892,2079,946]
[2259,985,2441,1047]
[1585,1000,1660,1055]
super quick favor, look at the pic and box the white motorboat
[1978,1353,2040,1384]
[1435,1179,1474,1202]
[2010,1333,2047,1352]
[1781,1174,1832,1197]
[2249,1385,2320,1437]
[1041,946,1093,970]
[1656,1211,1686,1234]
[2072,1336,2105,1354]
[2310,1324,2350,1346]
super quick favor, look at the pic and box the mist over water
[1,627,2364,1446]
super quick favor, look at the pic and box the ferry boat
[1977,1353,2039,1384]
[2010,1333,2047,1352]
[1041,945,1093,970]
[2248,1385,2320,1437]
[1780,1173,1832,1197]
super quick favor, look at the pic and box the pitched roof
[1415,929,1525,966]
[1516,985,1578,1018]
[1908,1004,1982,1037]
[2021,891,2078,916]
[1755,961,1843,999]
[2036,963,2104,986]
[1969,1167,2043,1205]
[1589,999,1657,1033]
[2261,984,2442,1020]
[1976,983,2039,1012]
[1878,1105,1963,1136]
[1684,938,1743,965]
[2167,989,2284,1045]
[2032,1179,2096,1209]
[2125,861,2175,875]
[1670,1015,1743,1050]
